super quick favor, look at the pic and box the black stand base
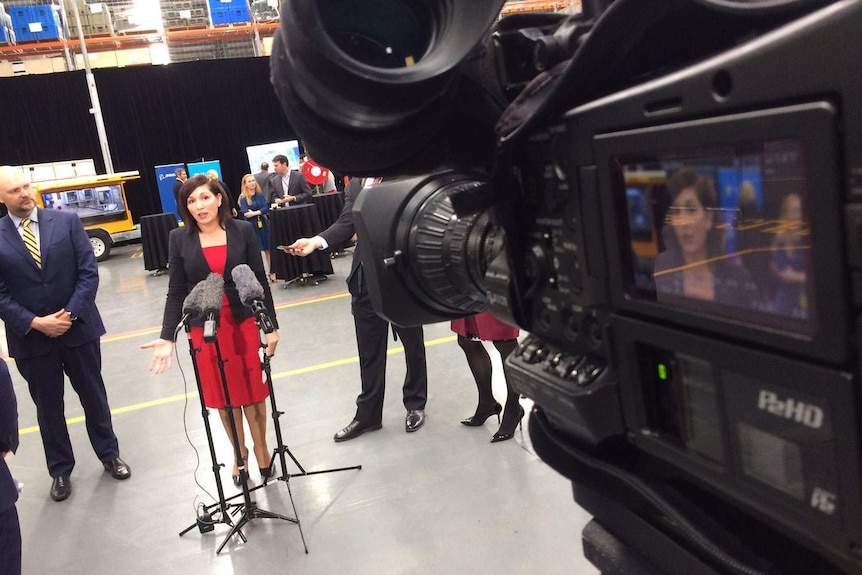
[282,273,328,287]
[178,501,245,539]
[215,494,300,554]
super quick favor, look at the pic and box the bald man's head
[0,166,36,218]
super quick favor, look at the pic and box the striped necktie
[21,218,41,269]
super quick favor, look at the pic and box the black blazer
[319,177,365,279]
[0,361,19,513]
[160,218,278,340]
[267,171,311,206]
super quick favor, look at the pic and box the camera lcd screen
[617,138,814,336]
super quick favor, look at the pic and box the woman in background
[205,169,238,218]
[238,174,273,282]
[453,312,522,443]
[142,175,279,485]
[771,192,808,317]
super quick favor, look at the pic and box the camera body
[503,3,862,572]
[272,0,862,572]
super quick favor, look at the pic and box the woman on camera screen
[653,168,757,308]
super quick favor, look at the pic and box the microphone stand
[208,327,300,554]
[256,318,362,483]
[178,320,244,541]
[215,312,363,553]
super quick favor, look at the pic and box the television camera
[271,1,862,573]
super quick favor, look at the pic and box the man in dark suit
[0,166,130,503]
[0,361,21,575]
[254,161,272,198]
[172,167,187,215]
[267,154,311,207]
[287,177,428,441]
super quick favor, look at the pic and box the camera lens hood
[270,0,506,174]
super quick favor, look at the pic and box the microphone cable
[170,322,221,508]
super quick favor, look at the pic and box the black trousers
[349,265,427,425]
[16,340,120,477]
[0,505,21,575]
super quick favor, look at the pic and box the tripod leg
[283,477,309,553]
[216,515,249,554]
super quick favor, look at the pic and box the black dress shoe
[405,409,425,433]
[333,419,382,442]
[102,457,131,480]
[50,476,72,502]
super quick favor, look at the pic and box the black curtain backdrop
[0,57,298,222]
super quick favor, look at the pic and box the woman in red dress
[143,175,280,485]
[451,311,522,442]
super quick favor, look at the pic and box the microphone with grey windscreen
[197,273,225,343]
[231,264,275,334]
[181,279,208,322]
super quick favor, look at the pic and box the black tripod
[178,319,304,553]
[217,323,362,516]
[208,333,302,554]
[180,316,362,554]
[249,324,362,484]
[178,321,243,540]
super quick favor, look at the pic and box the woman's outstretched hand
[141,339,175,374]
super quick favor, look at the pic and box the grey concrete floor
[3,242,597,575]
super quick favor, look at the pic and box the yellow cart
[34,171,141,261]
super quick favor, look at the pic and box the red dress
[190,245,269,409]
[451,311,519,341]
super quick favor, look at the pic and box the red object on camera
[301,159,329,185]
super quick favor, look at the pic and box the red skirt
[191,305,269,409]
[451,311,519,341]
[191,244,269,409]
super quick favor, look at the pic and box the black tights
[457,336,521,432]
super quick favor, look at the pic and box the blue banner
[187,160,222,180]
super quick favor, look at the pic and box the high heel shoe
[260,458,275,481]
[461,402,503,426]
[491,406,525,443]
[232,450,249,486]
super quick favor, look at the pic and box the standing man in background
[287,177,429,441]
[0,360,21,575]
[268,154,311,207]
[254,161,272,199]
[172,167,187,215]
[0,166,130,503]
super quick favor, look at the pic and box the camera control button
[576,357,605,386]
[520,340,548,364]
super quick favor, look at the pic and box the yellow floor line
[18,334,457,435]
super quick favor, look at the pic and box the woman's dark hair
[663,167,724,259]
[178,174,232,232]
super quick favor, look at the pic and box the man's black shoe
[333,420,382,442]
[103,457,132,480]
[50,476,72,502]
[405,409,425,433]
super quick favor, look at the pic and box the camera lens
[398,177,506,315]
[319,0,433,69]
